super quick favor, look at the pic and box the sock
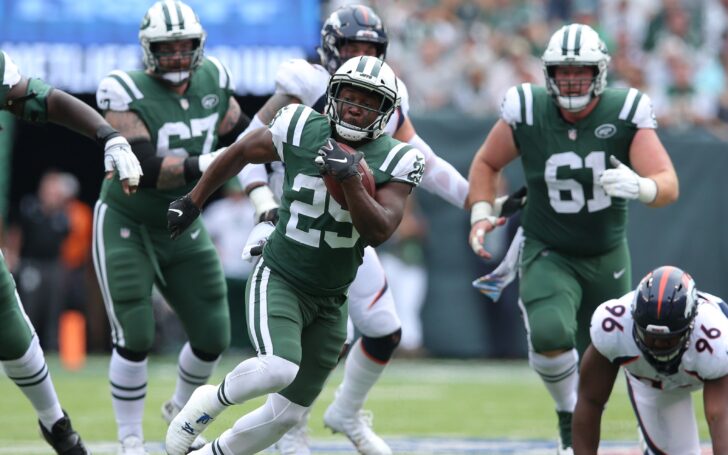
[109,349,147,441]
[219,355,298,405]
[529,349,579,412]
[1,335,63,430]
[216,393,308,455]
[329,339,386,417]
[171,343,219,408]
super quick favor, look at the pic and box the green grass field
[0,354,711,454]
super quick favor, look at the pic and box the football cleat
[39,411,89,455]
[275,409,311,455]
[161,399,207,450]
[118,435,147,455]
[323,407,391,455]
[165,385,219,455]
[556,410,573,454]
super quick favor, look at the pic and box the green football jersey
[96,57,235,227]
[0,51,22,107]
[263,104,425,296]
[503,84,657,256]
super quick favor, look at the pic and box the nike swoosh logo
[169,208,183,217]
[190,229,201,240]
[328,157,348,163]
[613,268,626,279]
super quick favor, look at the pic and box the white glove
[104,136,142,187]
[241,221,275,262]
[599,155,657,203]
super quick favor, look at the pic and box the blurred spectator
[401,37,458,111]
[6,171,71,351]
[202,180,256,351]
[650,37,718,128]
[485,36,544,112]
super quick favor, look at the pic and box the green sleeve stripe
[0,52,5,87]
[618,88,638,121]
[517,85,526,125]
[108,70,144,100]
[286,105,307,146]
[381,143,411,175]
[626,92,643,124]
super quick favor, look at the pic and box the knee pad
[361,329,401,363]
[191,345,222,362]
[115,345,149,362]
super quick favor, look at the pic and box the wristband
[638,177,657,204]
[470,201,497,225]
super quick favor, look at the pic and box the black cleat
[39,411,89,455]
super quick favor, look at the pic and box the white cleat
[162,398,208,450]
[323,407,392,455]
[556,437,574,455]
[118,435,148,455]
[165,385,219,455]
[275,412,311,455]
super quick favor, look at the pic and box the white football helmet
[542,23,610,112]
[139,0,206,85]
[325,56,400,142]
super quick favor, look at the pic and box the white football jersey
[273,58,410,137]
[591,290,728,392]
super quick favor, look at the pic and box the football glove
[241,221,275,262]
[494,186,527,217]
[104,136,143,188]
[599,155,657,203]
[167,194,201,240]
[314,138,363,181]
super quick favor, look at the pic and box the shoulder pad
[268,104,327,161]
[683,302,728,380]
[274,59,330,107]
[1,51,21,88]
[590,294,636,362]
[378,142,425,187]
[500,84,534,126]
[618,88,657,129]
[96,70,144,111]
[205,56,236,92]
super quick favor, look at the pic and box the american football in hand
[323,142,376,209]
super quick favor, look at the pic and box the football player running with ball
[574,266,728,454]
[236,6,473,453]
[164,55,424,455]
[467,24,678,454]
[92,1,248,453]
[0,50,141,454]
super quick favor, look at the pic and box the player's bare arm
[217,96,243,135]
[467,119,518,258]
[703,374,728,453]
[628,129,679,207]
[189,127,278,207]
[392,116,416,142]
[105,110,152,141]
[345,180,413,247]
[572,344,619,454]
[256,93,302,125]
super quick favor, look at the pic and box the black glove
[167,194,201,240]
[501,186,527,217]
[258,207,279,224]
[314,138,363,181]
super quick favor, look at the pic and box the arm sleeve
[409,134,468,208]
[238,163,269,192]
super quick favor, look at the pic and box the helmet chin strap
[335,122,368,142]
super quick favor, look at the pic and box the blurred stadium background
[0,0,726,452]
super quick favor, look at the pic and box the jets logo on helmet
[542,23,610,112]
[318,5,388,74]
[631,266,698,375]
[139,0,206,85]
[325,56,399,142]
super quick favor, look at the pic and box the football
[323,141,376,209]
